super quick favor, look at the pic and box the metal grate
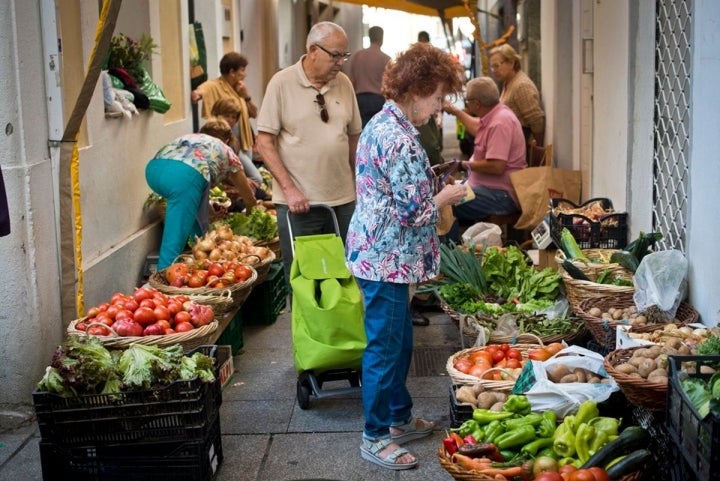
[409,347,456,377]
[653,0,692,252]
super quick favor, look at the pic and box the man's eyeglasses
[315,43,351,62]
[490,60,506,70]
[315,93,329,123]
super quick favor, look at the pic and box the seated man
[443,77,526,241]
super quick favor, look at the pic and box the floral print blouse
[345,102,441,284]
[152,133,242,185]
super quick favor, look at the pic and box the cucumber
[562,259,591,281]
[609,251,640,273]
[605,449,652,480]
[560,228,590,261]
[580,426,649,470]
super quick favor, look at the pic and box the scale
[531,218,554,249]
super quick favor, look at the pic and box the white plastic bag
[512,345,618,417]
[633,250,688,320]
[462,222,502,247]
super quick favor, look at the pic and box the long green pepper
[537,410,557,438]
[495,424,536,450]
[503,413,543,431]
[553,422,576,458]
[574,423,595,463]
[484,420,506,444]
[472,409,515,424]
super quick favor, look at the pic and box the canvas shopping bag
[510,165,582,230]
[290,234,366,373]
[189,22,208,90]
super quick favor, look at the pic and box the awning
[331,0,472,19]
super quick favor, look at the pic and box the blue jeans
[357,278,414,439]
[276,202,355,285]
[146,159,207,269]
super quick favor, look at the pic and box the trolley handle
[286,204,342,257]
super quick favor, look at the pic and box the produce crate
[39,410,222,481]
[216,310,243,354]
[242,261,287,326]
[665,355,720,481]
[550,197,628,249]
[215,345,234,390]
[33,346,222,447]
[449,385,474,428]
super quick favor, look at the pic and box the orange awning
[331,0,472,19]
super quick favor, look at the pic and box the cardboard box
[530,248,559,270]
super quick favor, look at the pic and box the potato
[559,374,579,383]
[490,401,505,411]
[455,385,477,405]
[700,365,716,374]
[646,345,663,359]
[493,392,508,403]
[471,383,486,396]
[615,363,638,375]
[477,392,498,410]
[573,368,587,383]
[547,364,571,383]
[589,307,602,317]
[638,358,658,378]
[647,368,668,379]
[587,376,601,384]
[629,356,645,368]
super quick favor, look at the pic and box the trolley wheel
[297,379,311,409]
[349,371,361,387]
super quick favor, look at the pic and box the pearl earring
[413,108,418,114]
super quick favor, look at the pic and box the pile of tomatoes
[164,259,254,289]
[453,342,565,380]
[533,464,610,481]
[75,286,215,337]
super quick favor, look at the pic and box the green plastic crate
[216,311,243,354]
[242,262,287,326]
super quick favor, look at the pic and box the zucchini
[605,449,652,480]
[580,426,649,470]
[609,250,639,273]
[562,259,591,281]
[560,228,590,261]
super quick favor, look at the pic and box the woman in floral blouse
[344,42,466,470]
[146,117,256,269]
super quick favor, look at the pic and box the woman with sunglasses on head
[345,42,466,470]
[256,21,362,278]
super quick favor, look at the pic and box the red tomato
[166,300,182,316]
[187,274,207,288]
[86,307,100,318]
[88,324,111,336]
[207,263,225,277]
[491,349,506,363]
[97,302,110,312]
[454,358,473,374]
[114,309,133,322]
[485,344,499,355]
[500,343,510,352]
[468,364,488,378]
[587,467,610,481]
[153,305,171,321]
[133,286,155,303]
[506,358,521,369]
[569,470,597,481]
[94,313,114,327]
[139,298,156,309]
[122,298,139,312]
[165,263,189,285]
[143,323,166,336]
[470,351,494,365]
[173,310,192,326]
[174,321,195,332]
[105,304,120,320]
[75,322,87,331]
[133,306,156,326]
[559,465,577,475]
[110,292,127,305]
[234,265,253,282]
[156,319,171,330]
[507,348,522,360]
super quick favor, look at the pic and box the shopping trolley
[287,205,366,409]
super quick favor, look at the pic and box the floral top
[345,102,441,284]
[152,133,242,185]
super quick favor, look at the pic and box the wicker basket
[604,346,670,411]
[256,236,281,260]
[438,447,643,481]
[575,293,699,349]
[157,199,230,224]
[555,248,625,273]
[238,250,276,285]
[446,340,543,388]
[149,266,257,311]
[67,318,218,351]
[561,269,635,313]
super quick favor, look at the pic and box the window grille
[653,0,692,251]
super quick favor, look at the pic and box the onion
[208,248,223,261]
[196,237,215,252]
[192,245,208,260]
[216,225,234,241]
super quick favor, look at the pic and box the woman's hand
[435,183,467,208]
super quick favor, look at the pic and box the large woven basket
[256,236,281,260]
[446,340,543,389]
[149,266,257,311]
[575,293,699,349]
[67,318,218,351]
[555,248,624,273]
[239,250,276,285]
[561,269,635,313]
[157,199,230,224]
[437,447,644,481]
[604,346,670,411]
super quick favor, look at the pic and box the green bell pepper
[503,413,543,431]
[484,420,506,444]
[520,436,555,455]
[537,410,557,438]
[574,422,595,463]
[452,419,480,438]
[587,416,621,437]
[574,400,599,426]
[472,409,515,425]
[553,422,576,458]
[495,424,537,450]
[503,394,531,415]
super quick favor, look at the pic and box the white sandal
[390,417,435,444]
[360,437,418,470]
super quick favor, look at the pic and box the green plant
[107,33,158,81]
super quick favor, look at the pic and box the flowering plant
[107,33,158,82]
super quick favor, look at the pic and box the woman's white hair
[306,21,347,50]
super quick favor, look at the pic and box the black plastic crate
[242,262,287,326]
[449,385,474,428]
[33,346,222,446]
[550,197,628,249]
[216,311,243,354]
[39,411,223,481]
[665,355,720,481]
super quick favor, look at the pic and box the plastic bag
[461,222,502,247]
[511,345,619,417]
[633,250,688,320]
[137,67,171,114]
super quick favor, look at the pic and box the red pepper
[443,436,459,456]
[463,434,478,445]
